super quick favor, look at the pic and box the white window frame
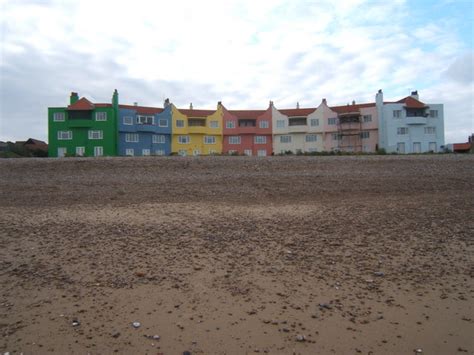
[226,121,235,129]
[75,146,85,156]
[154,149,165,156]
[280,135,292,143]
[123,116,133,125]
[229,136,241,144]
[209,120,219,128]
[244,149,252,156]
[305,134,317,142]
[88,130,103,140]
[193,149,200,156]
[259,120,269,129]
[95,112,107,121]
[142,149,151,156]
[94,146,103,157]
[310,118,319,127]
[257,150,267,157]
[152,135,166,144]
[137,115,154,125]
[276,120,285,128]
[254,136,266,144]
[57,147,67,157]
[363,115,372,123]
[328,117,337,125]
[178,135,190,144]
[430,110,438,118]
[53,112,65,122]
[178,149,187,156]
[397,127,409,135]
[332,133,341,141]
[360,131,370,139]
[228,150,238,155]
[57,130,72,140]
[393,110,402,118]
[125,133,139,143]
[424,127,436,134]
[204,136,216,144]
[125,148,134,156]
[176,119,185,128]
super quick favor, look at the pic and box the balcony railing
[406,116,427,125]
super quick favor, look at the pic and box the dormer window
[137,115,153,125]
[288,117,307,126]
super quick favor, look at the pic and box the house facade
[222,105,272,156]
[118,100,172,156]
[171,104,223,156]
[48,91,118,157]
[377,90,445,153]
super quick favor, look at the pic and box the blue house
[118,99,172,156]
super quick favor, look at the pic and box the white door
[94,146,103,157]
[429,142,436,152]
[76,147,85,156]
[397,142,405,154]
[413,142,421,153]
[244,149,252,156]
[126,148,134,156]
[58,147,67,157]
[179,150,187,156]
[142,149,150,156]
[193,149,200,156]
[257,150,267,157]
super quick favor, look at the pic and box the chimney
[164,98,170,108]
[410,90,419,100]
[296,102,300,109]
[352,100,356,105]
[217,101,222,108]
[134,102,138,106]
[376,89,383,107]
[70,92,79,105]
[112,89,119,109]
[322,98,327,105]
[190,102,193,110]
[269,100,273,108]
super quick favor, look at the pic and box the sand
[0,155,473,354]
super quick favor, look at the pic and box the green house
[48,90,119,157]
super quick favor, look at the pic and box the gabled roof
[278,108,317,117]
[119,104,164,115]
[396,96,427,108]
[67,97,95,110]
[330,103,375,114]
[178,109,216,118]
[24,138,47,146]
[228,110,267,120]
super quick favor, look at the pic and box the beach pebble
[72,319,80,327]
[374,271,385,277]
[414,349,423,353]
[132,321,141,328]
[296,334,306,342]
[112,331,120,338]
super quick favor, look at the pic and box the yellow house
[171,103,223,155]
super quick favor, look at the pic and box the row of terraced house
[48,89,445,157]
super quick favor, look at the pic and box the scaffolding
[337,112,362,152]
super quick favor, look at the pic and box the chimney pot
[296,101,300,109]
[322,98,327,104]
[352,100,355,105]
[190,102,193,110]
[134,102,138,106]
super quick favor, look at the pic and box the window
[209,149,217,155]
[257,150,267,157]
[178,135,190,144]
[94,146,103,157]
[363,115,372,123]
[53,112,65,122]
[193,149,200,156]
[57,147,67,157]
[123,116,133,125]
[226,120,235,129]
[158,119,168,127]
[137,115,153,125]
[125,133,139,142]
[259,120,269,128]
[244,149,252,156]
[332,133,341,141]
[328,117,337,125]
[360,131,370,139]
[153,135,166,144]
[228,150,237,155]
[424,127,436,134]
[76,147,85,156]
[393,110,402,118]
[142,149,150,156]
[276,120,285,128]
[95,112,107,121]
[178,149,187,156]
[280,135,291,143]
[57,131,72,140]
[125,148,134,156]
[204,136,216,144]
[229,136,241,144]
[155,149,165,156]
[310,118,319,126]
[209,121,219,128]
[430,110,438,118]
[397,127,409,135]
[254,136,266,144]
[88,130,103,139]
[176,119,185,128]
[305,134,317,142]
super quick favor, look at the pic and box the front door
[397,142,405,154]
[58,147,67,157]
[429,142,436,152]
[76,146,85,156]
[413,142,421,153]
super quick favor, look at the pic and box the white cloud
[0,0,472,143]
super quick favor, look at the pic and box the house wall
[171,105,223,155]
[118,106,172,156]
[48,106,117,157]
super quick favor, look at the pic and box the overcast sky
[1,0,473,143]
